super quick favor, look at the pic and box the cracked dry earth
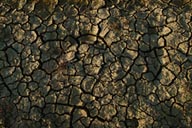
[0,0,192,127]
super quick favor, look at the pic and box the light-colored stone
[79,35,97,44]
[160,26,172,36]
[160,67,175,85]
[167,22,180,33]
[178,42,188,54]
[93,82,107,97]
[100,94,112,105]
[22,60,39,75]
[99,104,117,120]
[91,0,105,9]
[0,3,10,15]
[13,10,28,24]
[98,8,110,19]
[158,37,166,47]
[99,21,109,37]
[90,25,99,35]
[92,54,103,66]
[44,0,58,13]
[110,62,126,80]
[78,44,89,54]
[63,51,75,62]
[24,31,37,43]
[91,17,102,25]
[13,25,25,42]
[105,31,120,46]
[21,46,32,59]
[17,0,27,10]
[81,93,95,103]
[124,49,138,59]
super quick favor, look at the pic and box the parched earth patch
[0,0,192,127]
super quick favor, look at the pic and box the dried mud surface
[0,0,192,127]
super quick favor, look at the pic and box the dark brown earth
[0,0,192,127]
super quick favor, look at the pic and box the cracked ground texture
[0,0,192,127]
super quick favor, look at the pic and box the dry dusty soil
[0,0,192,127]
